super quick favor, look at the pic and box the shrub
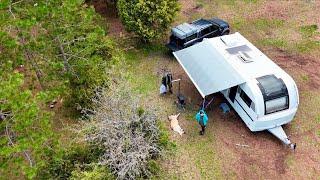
[71,164,114,180]
[37,144,105,179]
[85,80,163,179]
[117,0,180,42]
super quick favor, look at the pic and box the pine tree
[117,0,180,42]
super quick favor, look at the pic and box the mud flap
[267,126,291,145]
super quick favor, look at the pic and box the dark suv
[166,18,230,51]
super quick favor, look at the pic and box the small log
[236,143,249,148]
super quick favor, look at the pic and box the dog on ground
[168,113,185,136]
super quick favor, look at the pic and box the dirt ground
[156,52,320,179]
[94,0,320,179]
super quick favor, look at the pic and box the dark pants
[200,125,206,135]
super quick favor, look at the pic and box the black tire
[222,29,230,36]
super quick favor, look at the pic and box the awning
[173,39,246,97]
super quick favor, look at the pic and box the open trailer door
[173,39,246,97]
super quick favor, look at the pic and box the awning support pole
[202,97,206,110]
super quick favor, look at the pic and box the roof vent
[237,51,253,63]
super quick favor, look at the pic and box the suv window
[200,27,211,36]
[211,24,219,31]
[185,34,197,43]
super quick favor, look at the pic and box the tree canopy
[0,0,120,178]
[117,0,179,42]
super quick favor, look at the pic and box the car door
[200,26,211,38]
[184,33,198,47]
[207,24,220,37]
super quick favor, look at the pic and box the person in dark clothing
[166,73,173,94]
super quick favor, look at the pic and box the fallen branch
[236,143,249,148]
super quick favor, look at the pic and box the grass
[253,18,285,30]
[299,24,318,38]
[258,38,288,49]
[122,39,222,179]
[124,49,158,96]
[295,40,320,53]
[301,74,309,82]
[294,24,320,53]
[114,0,320,179]
[285,154,295,168]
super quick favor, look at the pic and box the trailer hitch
[289,143,296,150]
[267,126,296,150]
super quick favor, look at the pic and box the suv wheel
[222,29,230,35]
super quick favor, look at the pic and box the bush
[85,80,163,179]
[71,164,114,180]
[37,144,105,179]
[117,0,180,42]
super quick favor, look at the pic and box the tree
[0,33,55,178]
[117,0,179,42]
[85,80,162,179]
[0,0,121,110]
[0,0,120,178]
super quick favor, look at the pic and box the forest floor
[95,0,320,179]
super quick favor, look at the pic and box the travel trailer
[173,32,299,149]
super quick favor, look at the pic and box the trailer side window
[240,89,255,111]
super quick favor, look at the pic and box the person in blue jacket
[195,110,208,135]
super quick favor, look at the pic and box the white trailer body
[173,32,299,147]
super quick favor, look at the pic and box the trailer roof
[173,39,247,97]
[173,32,285,97]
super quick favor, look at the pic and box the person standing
[195,110,208,135]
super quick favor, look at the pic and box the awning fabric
[173,39,246,97]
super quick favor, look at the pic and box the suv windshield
[257,75,289,114]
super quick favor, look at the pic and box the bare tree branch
[5,122,34,167]
[85,81,162,179]
[56,36,70,72]
[8,0,16,19]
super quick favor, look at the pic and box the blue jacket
[195,110,208,126]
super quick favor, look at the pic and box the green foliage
[147,160,161,177]
[158,121,177,151]
[71,164,115,180]
[0,0,121,178]
[1,0,120,110]
[0,72,55,178]
[37,144,105,179]
[117,0,180,42]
